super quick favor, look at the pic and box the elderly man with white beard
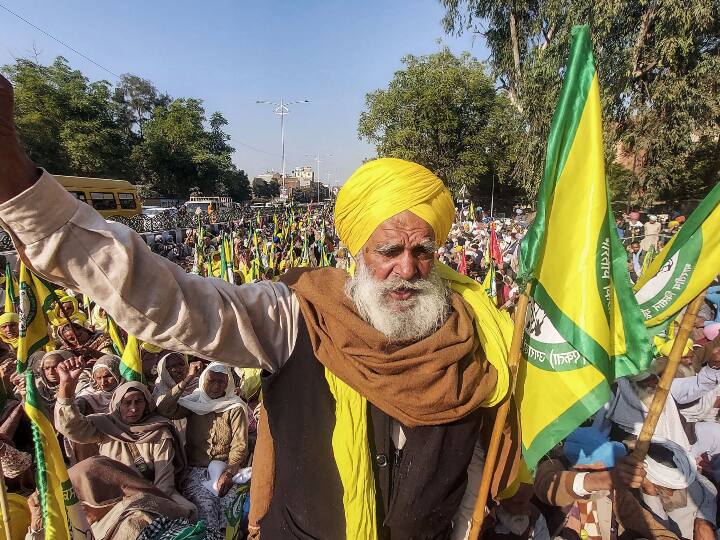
[0,74,518,540]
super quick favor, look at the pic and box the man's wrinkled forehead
[363,211,437,249]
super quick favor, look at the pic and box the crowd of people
[0,190,718,539]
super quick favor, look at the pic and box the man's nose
[393,252,418,281]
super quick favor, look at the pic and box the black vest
[260,317,483,539]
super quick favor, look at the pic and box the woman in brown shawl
[58,321,114,358]
[66,456,191,540]
[54,356,196,519]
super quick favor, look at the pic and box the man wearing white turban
[0,75,517,540]
[640,440,717,540]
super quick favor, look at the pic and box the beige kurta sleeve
[226,406,249,472]
[0,172,299,372]
[54,397,105,444]
[151,435,177,495]
[155,382,191,420]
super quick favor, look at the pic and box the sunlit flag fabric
[16,262,53,371]
[105,313,125,356]
[120,334,145,383]
[4,262,17,314]
[25,371,89,539]
[634,180,720,332]
[516,26,653,469]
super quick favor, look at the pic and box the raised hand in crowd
[0,359,15,391]
[0,74,40,202]
[611,454,646,489]
[9,370,25,400]
[27,491,43,534]
[57,356,86,398]
[178,360,203,391]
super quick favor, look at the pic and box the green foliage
[440,0,720,204]
[358,48,524,195]
[3,57,249,200]
[252,179,280,199]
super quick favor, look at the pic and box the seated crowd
[0,209,718,540]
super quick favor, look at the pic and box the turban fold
[335,158,455,256]
[0,312,19,326]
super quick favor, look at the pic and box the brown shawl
[248,270,521,534]
[286,267,498,427]
[88,382,187,472]
[69,455,188,540]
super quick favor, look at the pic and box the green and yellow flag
[517,26,653,469]
[25,371,73,539]
[105,314,125,356]
[4,262,17,314]
[25,371,89,539]
[120,334,145,383]
[18,273,89,539]
[16,263,52,371]
[634,181,720,330]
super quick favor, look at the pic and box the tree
[440,0,720,204]
[113,74,169,139]
[224,169,251,202]
[3,57,133,178]
[358,48,523,194]
[4,56,251,197]
[252,179,280,199]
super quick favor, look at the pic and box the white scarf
[603,378,691,452]
[645,438,696,490]
[178,362,247,416]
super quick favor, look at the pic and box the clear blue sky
[0,0,488,186]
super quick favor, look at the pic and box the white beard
[345,258,451,343]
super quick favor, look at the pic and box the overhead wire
[0,1,121,79]
[1,2,281,158]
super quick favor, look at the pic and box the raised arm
[0,75,297,372]
[54,358,104,444]
[156,362,203,419]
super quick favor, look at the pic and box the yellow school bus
[55,175,142,218]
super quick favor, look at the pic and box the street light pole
[257,98,309,190]
[307,152,333,203]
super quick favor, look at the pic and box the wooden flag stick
[0,459,13,540]
[633,292,705,460]
[468,287,531,540]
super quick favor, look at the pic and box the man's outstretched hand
[0,73,41,203]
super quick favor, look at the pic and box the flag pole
[468,286,531,540]
[632,292,705,460]
[0,460,13,540]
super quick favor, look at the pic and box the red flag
[489,222,503,266]
[457,247,468,275]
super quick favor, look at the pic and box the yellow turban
[335,158,455,256]
[0,312,19,326]
[335,157,512,408]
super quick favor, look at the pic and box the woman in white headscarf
[152,352,198,402]
[157,362,249,529]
